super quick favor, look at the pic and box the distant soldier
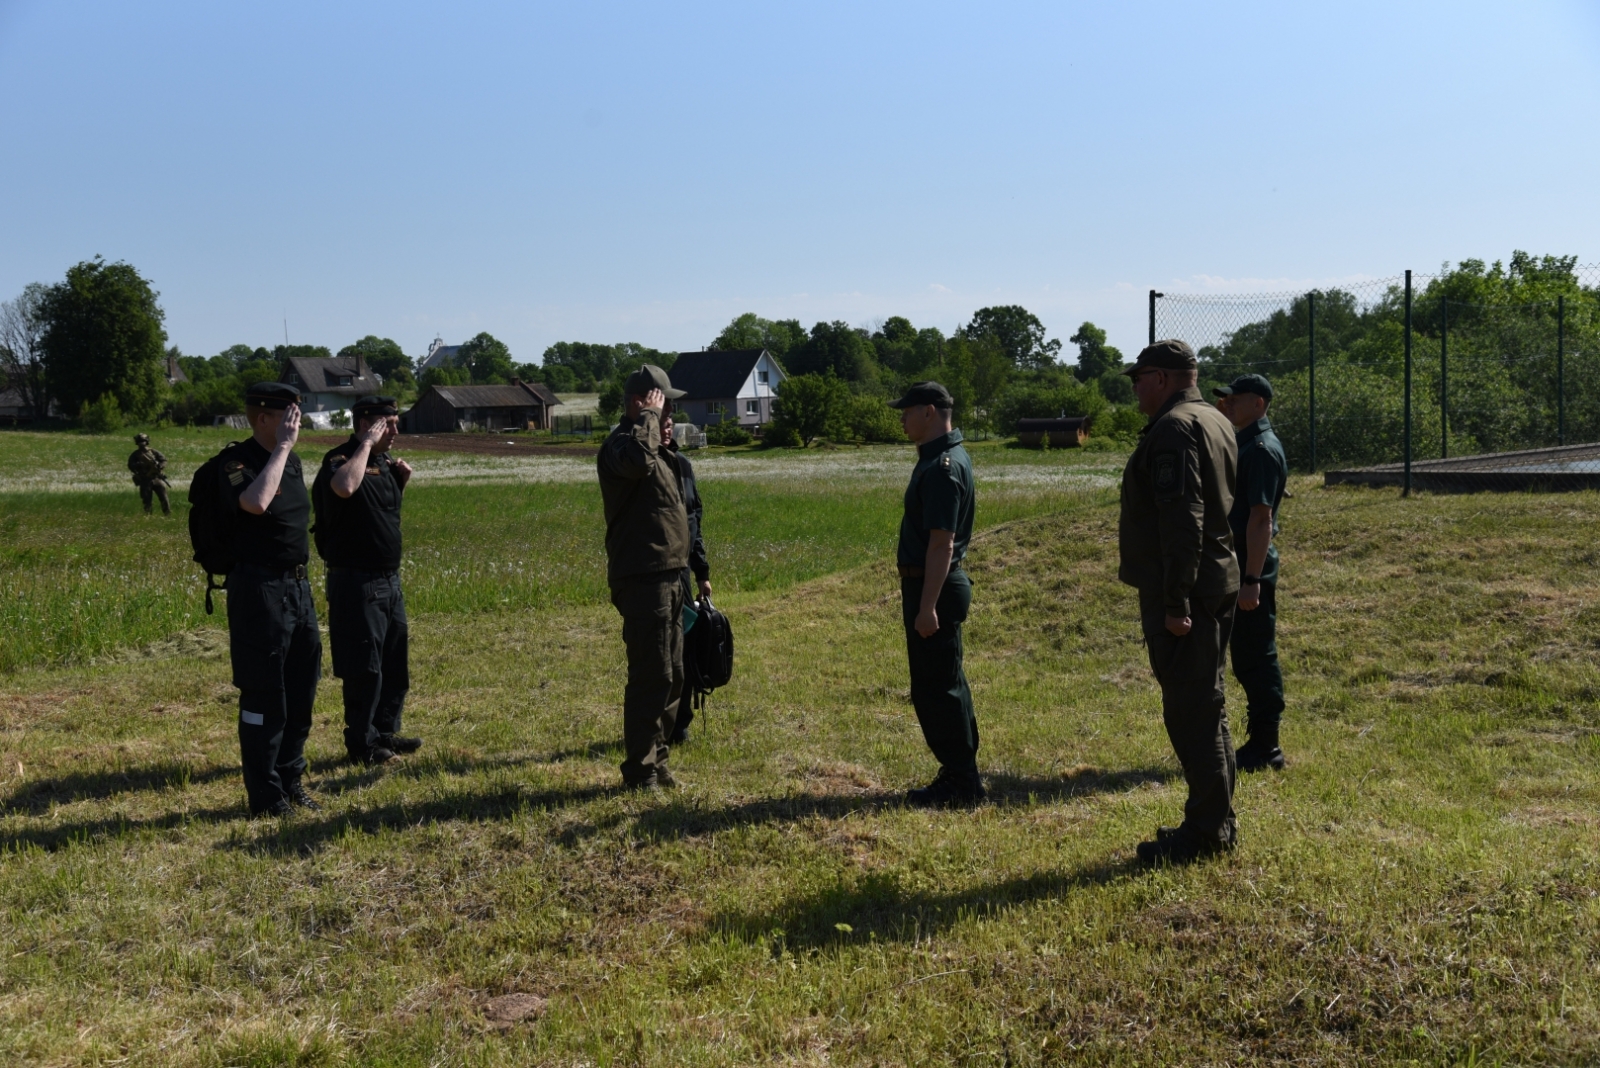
[1118,341,1240,865]
[128,433,171,515]
[312,396,421,767]
[1213,374,1289,772]
[661,411,713,745]
[889,381,984,807]
[597,365,690,789]
[216,383,322,817]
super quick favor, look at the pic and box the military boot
[906,766,986,809]
[375,733,423,755]
[1136,824,1233,867]
[1235,735,1286,773]
[284,778,321,811]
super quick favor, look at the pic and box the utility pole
[1403,270,1413,498]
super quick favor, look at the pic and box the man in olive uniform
[662,411,712,745]
[128,433,171,515]
[312,396,422,767]
[1118,341,1240,864]
[1213,374,1289,772]
[218,382,322,817]
[597,365,691,789]
[889,381,983,807]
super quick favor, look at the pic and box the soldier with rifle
[128,433,171,516]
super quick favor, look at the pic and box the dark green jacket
[1118,386,1240,616]
[597,408,690,586]
[898,429,975,569]
[1230,417,1287,585]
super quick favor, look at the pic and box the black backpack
[684,596,734,715]
[188,443,244,614]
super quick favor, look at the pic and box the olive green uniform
[597,407,691,785]
[898,429,978,773]
[1119,386,1241,847]
[128,446,171,514]
[1229,417,1288,746]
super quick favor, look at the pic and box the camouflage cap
[1212,373,1274,401]
[1120,339,1198,377]
[623,364,686,400]
[352,395,399,417]
[887,381,954,409]
[245,381,301,409]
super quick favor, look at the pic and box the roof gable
[280,356,377,395]
[668,350,776,400]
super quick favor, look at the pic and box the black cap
[887,381,954,409]
[622,364,686,399]
[1212,373,1274,401]
[352,395,398,417]
[1121,339,1198,377]
[245,382,301,409]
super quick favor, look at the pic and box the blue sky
[2,1,1597,365]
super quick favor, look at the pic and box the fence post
[1403,270,1413,497]
[1440,299,1448,459]
[1307,291,1317,473]
[1558,295,1566,446]
[1148,290,1160,346]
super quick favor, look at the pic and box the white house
[667,349,787,428]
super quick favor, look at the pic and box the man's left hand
[1238,584,1260,611]
[393,458,414,487]
[1165,615,1192,636]
[915,607,940,638]
[698,578,712,601]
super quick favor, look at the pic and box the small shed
[400,379,561,432]
[1016,416,1088,448]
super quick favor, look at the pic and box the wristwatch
[1242,575,1261,585]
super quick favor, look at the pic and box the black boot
[376,733,422,755]
[283,778,321,810]
[1235,735,1286,773]
[906,767,986,808]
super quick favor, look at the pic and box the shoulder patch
[365,464,381,476]
[1153,450,1180,494]
[224,461,243,472]
[327,456,346,469]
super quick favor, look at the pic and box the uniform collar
[917,428,963,461]
[1236,416,1272,444]
[1142,385,1205,430]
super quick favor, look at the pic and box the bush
[705,421,752,446]
[770,372,850,446]
[837,392,904,443]
[1090,406,1146,444]
[763,424,804,448]
[78,393,123,433]
[993,378,1108,437]
[330,410,351,429]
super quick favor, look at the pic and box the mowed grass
[2,434,1599,1065]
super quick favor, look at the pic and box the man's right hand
[277,404,301,449]
[360,416,388,449]
[643,388,665,413]
[1165,615,1192,636]
[1238,584,1261,611]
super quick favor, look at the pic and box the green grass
[2,433,1599,1065]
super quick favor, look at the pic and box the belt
[327,565,398,576]
[898,565,924,578]
[237,562,308,581]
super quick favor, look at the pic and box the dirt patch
[483,992,548,1028]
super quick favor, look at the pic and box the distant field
[3,427,1599,1065]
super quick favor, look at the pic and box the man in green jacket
[1118,340,1241,865]
[597,364,691,789]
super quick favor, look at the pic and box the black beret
[352,395,398,417]
[1121,339,1198,376]
[245,382,301,409]
[887,381,954,409]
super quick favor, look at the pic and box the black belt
[237,562,307,581]
[327,565,399,576]
[898,564,965,579]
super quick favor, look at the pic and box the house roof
[419,338,461,371]
[667,350,774,400]
[428,381,561,408]
[280,356,379,397]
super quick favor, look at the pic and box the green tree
[710,314,808,361]
[79,392,124,432]
[993,376,1109,435]
[38,257,168,422]
[339,335,414,387]
[1068,321,1123,381]
[457,332,515,384]
[0,282,49,418]
[597,379,625,424]
[871,316,918,372]
[770,372,850,446]
[418,364,470,391]
[787,321,877,381]
[541,341,675,391]
[272,344,334,362]
[963,305,1060,370]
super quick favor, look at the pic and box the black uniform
[665,442,708,738]
[313,438,410,761]
[220,437,321,814]
[898,429,979,777]
[1229,416,1288,749]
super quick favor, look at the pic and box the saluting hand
[361,416,388,449]
[277,404,301,449]
[644,388,665,413]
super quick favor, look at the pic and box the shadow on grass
[714,858,1143,949]
[0,804,244,851]
[0,760,238,816]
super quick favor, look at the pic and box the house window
[339,376,352,387]
[746,399,760,415]
[288,373,300,384]
[757,370,769,384]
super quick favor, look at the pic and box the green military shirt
[1230,416,1287,586]
[898,430,975,569]
[1118,386,1240,616]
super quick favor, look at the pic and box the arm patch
[1153,450,1180,494]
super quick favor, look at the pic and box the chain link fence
[1152,264,1600,492]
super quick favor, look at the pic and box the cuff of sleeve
[693,568,709,582]
[1165,598,1190,619]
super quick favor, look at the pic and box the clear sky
[2,1,1597,365]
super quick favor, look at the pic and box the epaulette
[940,454,951,469]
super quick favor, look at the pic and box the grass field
[2,428,1599,1066]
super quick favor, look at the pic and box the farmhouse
[400,379,561,433]
[668,349,787,428]
[279,354,381,415]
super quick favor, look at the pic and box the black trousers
[327,567,410,758]
[138,480,170,514]
[901,572,979,774]
[1230,580,1284,743]
[610,572,684,783]
[227,564,322,813]
[1140,589,1238,846]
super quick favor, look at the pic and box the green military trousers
[1140,588,1238,847]
[901,572,979,774]
[139,479,171,515]
[1229,580,1284,745]
[610,571,684,784]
